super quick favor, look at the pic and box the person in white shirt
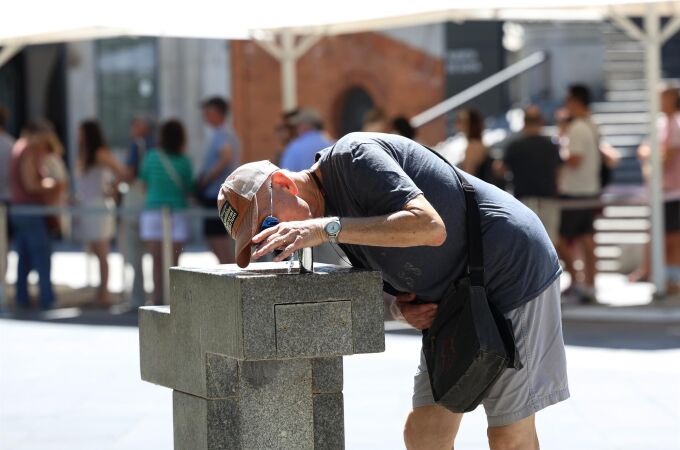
[557,85,601,303]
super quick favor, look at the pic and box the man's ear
[271,170,299,196]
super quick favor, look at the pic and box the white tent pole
[660,12,680,44]
[280,30,297,111]
[644,2,667,296]
[609,8,645,41]
[0,44,23,68]
[255,30,322,111]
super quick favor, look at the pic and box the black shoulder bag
[421,166,521,413]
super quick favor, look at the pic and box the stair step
[602,205,650,218]
[599,123,650,135]
[591,101,648,113]
[594,218,649,232]
[605,49,645,61]
[605,61,644,71]
[606,71,646,81]
[606,90,648,101]
[594,232,649,245]
[591,112,650,124]
[605,42,645,52]
[605,79,647,91]
[602,135,644,148]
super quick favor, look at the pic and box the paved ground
[1,250,680,449]
[1,312,679,450]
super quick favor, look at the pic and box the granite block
[173,390,241,450]
[173,390,207,450]
[139,306,174,388]
[275,301,352,358]
[165,263,384,362]
[237,359,314,449]
[205,353,239,399]
[312,358,343,394]
[313,393,345,450]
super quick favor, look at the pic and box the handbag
[421,166,521,413]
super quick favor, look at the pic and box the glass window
[96,38,158,149]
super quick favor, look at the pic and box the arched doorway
[336,86,374,137]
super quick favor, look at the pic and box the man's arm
[251,194,447,262]
[199,144,233,187]
[563,122,589,167]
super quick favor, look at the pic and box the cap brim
[233,197,258,268]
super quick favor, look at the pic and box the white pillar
[644,3,667,295]
[280,30,297,111]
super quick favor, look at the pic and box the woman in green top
[139,119,193,305]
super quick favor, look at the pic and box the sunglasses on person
[260,180,279,231]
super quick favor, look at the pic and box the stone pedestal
[139,262,384,450]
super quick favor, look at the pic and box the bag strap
[157,150,185,192]
[424,146,485,287]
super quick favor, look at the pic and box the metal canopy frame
[609,3,680,295]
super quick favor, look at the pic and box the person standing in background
[75,120,126,308]
[0,106,15,301]
[280,109,332,172]
[121,116,155,307]
[632,84,680,292]
[457,109,494,183]
[197,97,240,264]
[139,120,193,305]
[557,85,602,304]
[391,116,417,141]
[41,124,70,238]
[501,106,562,244]
[10,123,63,310]
[362,108,389,133]
[0,106,15,205]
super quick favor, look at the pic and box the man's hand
[396,293,437,330]
[251,218,328,262]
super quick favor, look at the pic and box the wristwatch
[324,217,342,244]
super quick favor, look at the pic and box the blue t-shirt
[200,126,241,198]
[280,130,332,172]
[317,132,561,313]
[126,135,155,177]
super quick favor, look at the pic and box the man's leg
[487,414,539,450]
[404,405,462,450]
[580,233,597,288]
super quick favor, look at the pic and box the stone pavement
[2,250,680,449]
[1,314,679,450]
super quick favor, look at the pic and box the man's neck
[522,126,541,136]
[290,169,325,218]
[572,108,589,119]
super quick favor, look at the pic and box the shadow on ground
[4,306,680,350]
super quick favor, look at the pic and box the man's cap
[289,108,322,126]
[217,161,278,268]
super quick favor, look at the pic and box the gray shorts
[412,277,570,427]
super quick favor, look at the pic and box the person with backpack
[217,132,568,450]
[139,120,193,305]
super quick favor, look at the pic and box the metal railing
[410,51,548,128]
[0,204,217,311]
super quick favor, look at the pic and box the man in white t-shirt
[558,85,601,303]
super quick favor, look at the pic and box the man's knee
[403,405,461,450]
[487,415,539,450]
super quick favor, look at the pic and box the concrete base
[172,357,344,450]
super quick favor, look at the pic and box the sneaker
[572,284,597,305]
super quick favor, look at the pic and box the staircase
[591,23,650,274]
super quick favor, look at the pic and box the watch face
[326,221,341,234]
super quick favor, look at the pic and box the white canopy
[1,1,678,46]
[2,0,679,296]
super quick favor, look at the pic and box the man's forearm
[337,211,446,248]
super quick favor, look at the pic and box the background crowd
[1,81,678,310]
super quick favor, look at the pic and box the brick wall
[231,32,446,163]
